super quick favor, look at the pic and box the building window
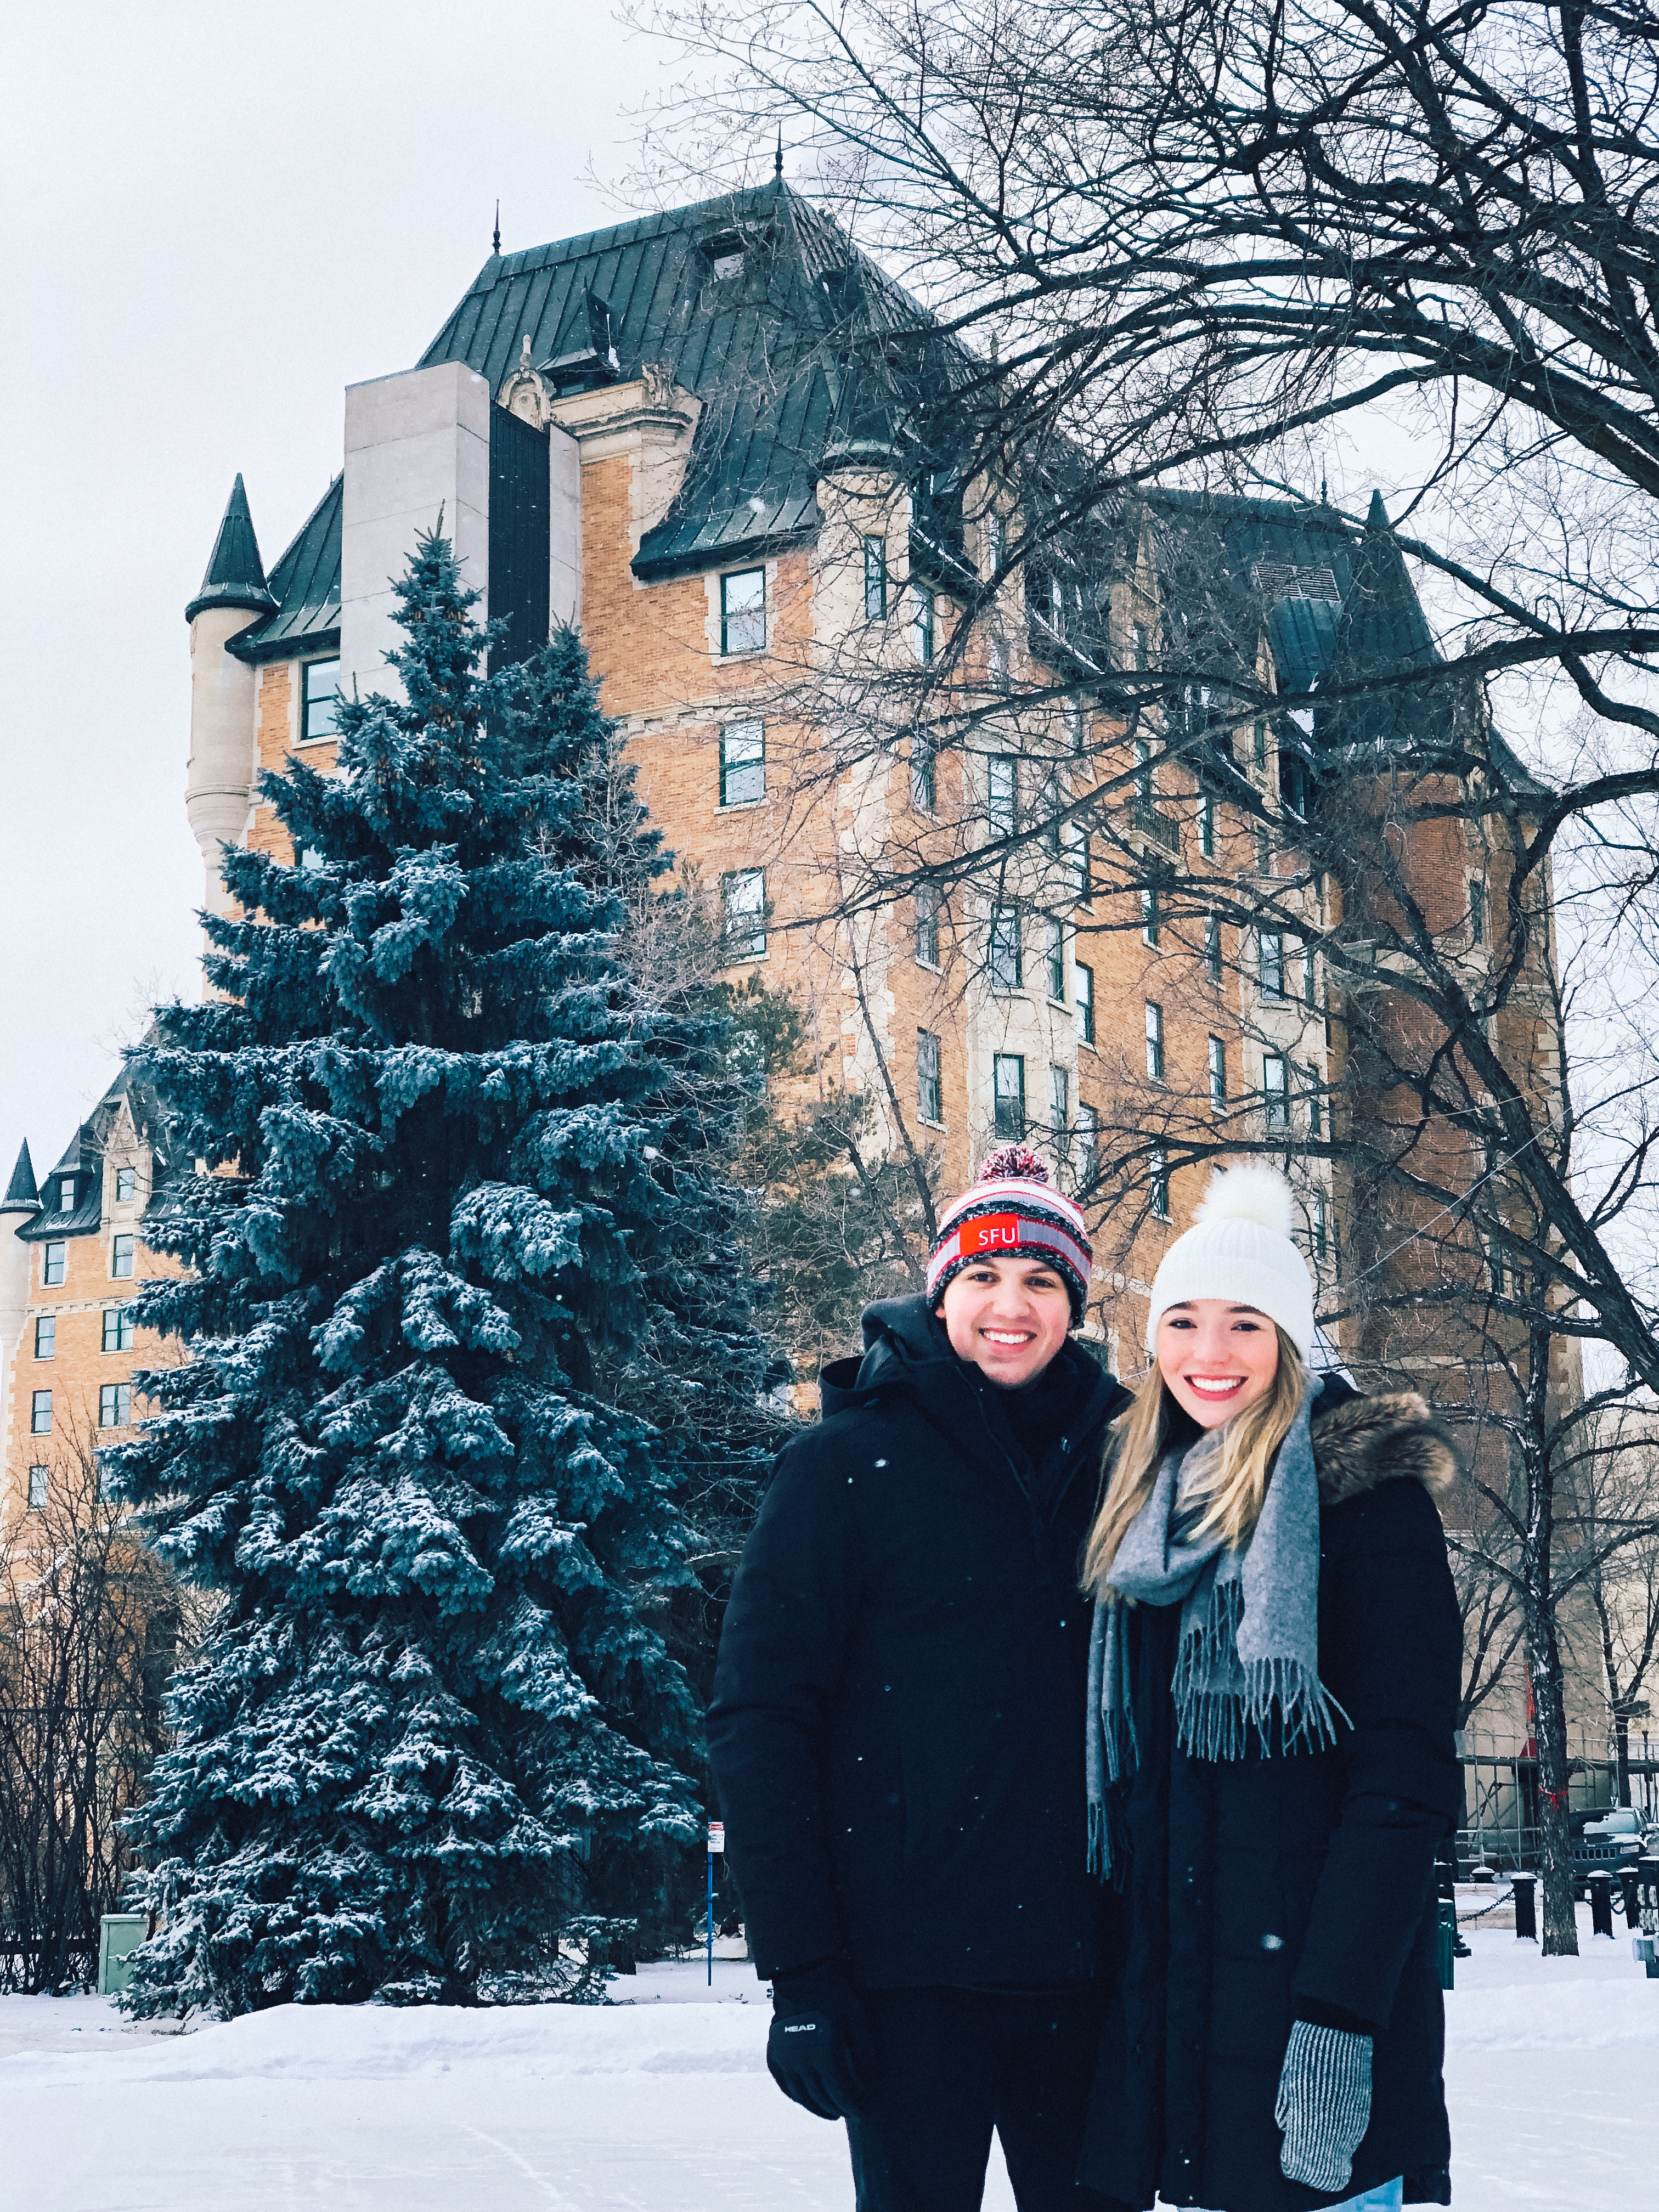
[111,1233,136,1279]
[1067,700,1086,754]
[1204,912,1222,983]
[1199,793,1215,859]
[59,1176,77,1212]
[1075,962,1095,1045]
[1141,883,1160,948]
[1144,1001,1164,1081]
[1301,938,1318,1007]
[911,586,935,665]
[1255,825,1272,874]
[1133,738,1153,805]
[43,1242,66,1288]
[989,904,1023,991]
[301,657,340,742]
[1263,1052,1288,1130]
[99,1383,132,1430]
[1252,716,1267,770]
[27,1465,48,1511]
[1039,775,1062,856]
[1132,622,1149,672]
[1149,1144,1170,1221]
[31,1390,52,1435]
[35,1316,55,1359]
[1209,1036,1227,1110]
[719,718,766,806]
[1260,930,1284,1002]
[1046,920,1066,1003]
[1076,1102,1099,1190]
[720,568,766,654]
[1469,876,1486,945]
[915,882,940,967]
[988,755,1018,838]
[1312,1190,1328,1259]
[115,1166,137,1203]
[912,734,936,812]
[993,1054,1026,1140]
[1304,1064,1323,1136]
[1068,826,1092,904]
[103,1304,137,1353]
[863,535,888,620]
[988,511,1008,573]
[1049,1064,1070,1142]
[721,870,767,962]
[918,1030,943,1124]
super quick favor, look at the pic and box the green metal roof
[226,475,341,665]
[420,179,935,579]
[185,474,277,624]
[2,1140,37,1211]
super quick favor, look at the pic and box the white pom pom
[1193,1163,1294,1238]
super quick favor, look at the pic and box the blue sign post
[706,1821,724,1985]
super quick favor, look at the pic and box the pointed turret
[2,1141,38,1214]
[184,475,276,624]
[1316,490,1444,755]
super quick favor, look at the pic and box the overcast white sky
[0,1,680,1177]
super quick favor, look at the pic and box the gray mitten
[1273,2019,1373,2193]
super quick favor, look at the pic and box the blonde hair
[1081,1327,1308,1598]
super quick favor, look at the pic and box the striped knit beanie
[927,1144,1093,1324]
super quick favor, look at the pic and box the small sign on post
[706,1822,724,1985]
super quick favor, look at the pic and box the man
[708,1146,1131,2210]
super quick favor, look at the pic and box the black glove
[766,1962,877,2120]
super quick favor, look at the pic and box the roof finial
[493,199,501,256]
[775,127,784,178]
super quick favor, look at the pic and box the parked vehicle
[1571,1807,1657,1897]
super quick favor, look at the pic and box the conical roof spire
[1315,489,1443,754]
[185,474,277,624]
[3,1140,38,1212]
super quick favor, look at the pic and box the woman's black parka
[1078,1389,1465,2212]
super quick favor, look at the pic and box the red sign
[962,1214,1022,1255]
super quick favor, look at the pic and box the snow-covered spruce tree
[116,532,760,2013]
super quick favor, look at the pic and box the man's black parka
[707,1295,1129,1988]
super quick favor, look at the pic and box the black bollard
[1588,1871,1615,1939]
[1619,1866,1642,1929]
[1512,1871,1538,1941]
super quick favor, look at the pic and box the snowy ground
[3,1911,1653,2210]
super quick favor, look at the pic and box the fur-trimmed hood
[1311,1390,1460,1505]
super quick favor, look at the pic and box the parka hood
[1312,1390,1461,1504]
[818,1293,1129,1493]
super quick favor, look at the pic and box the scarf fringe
[1171,1578,1347,1760]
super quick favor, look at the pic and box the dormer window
[115,1166,137,1204]
[703,230,747,279]
[60,1177,76,1212]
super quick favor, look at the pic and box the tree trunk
[1525,1600,1581,1957]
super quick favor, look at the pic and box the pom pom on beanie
[1144,1164,1314,1359]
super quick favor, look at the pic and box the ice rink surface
[2,1912,1651,2210]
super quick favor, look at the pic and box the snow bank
[6,1996,770,2090]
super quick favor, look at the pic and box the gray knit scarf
[1086,1383,1344,1882]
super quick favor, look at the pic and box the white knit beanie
[1143,1164,1315,1361]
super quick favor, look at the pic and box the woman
[1076,1165,1463,2212]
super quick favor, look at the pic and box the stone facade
[0,1084,177,1525]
